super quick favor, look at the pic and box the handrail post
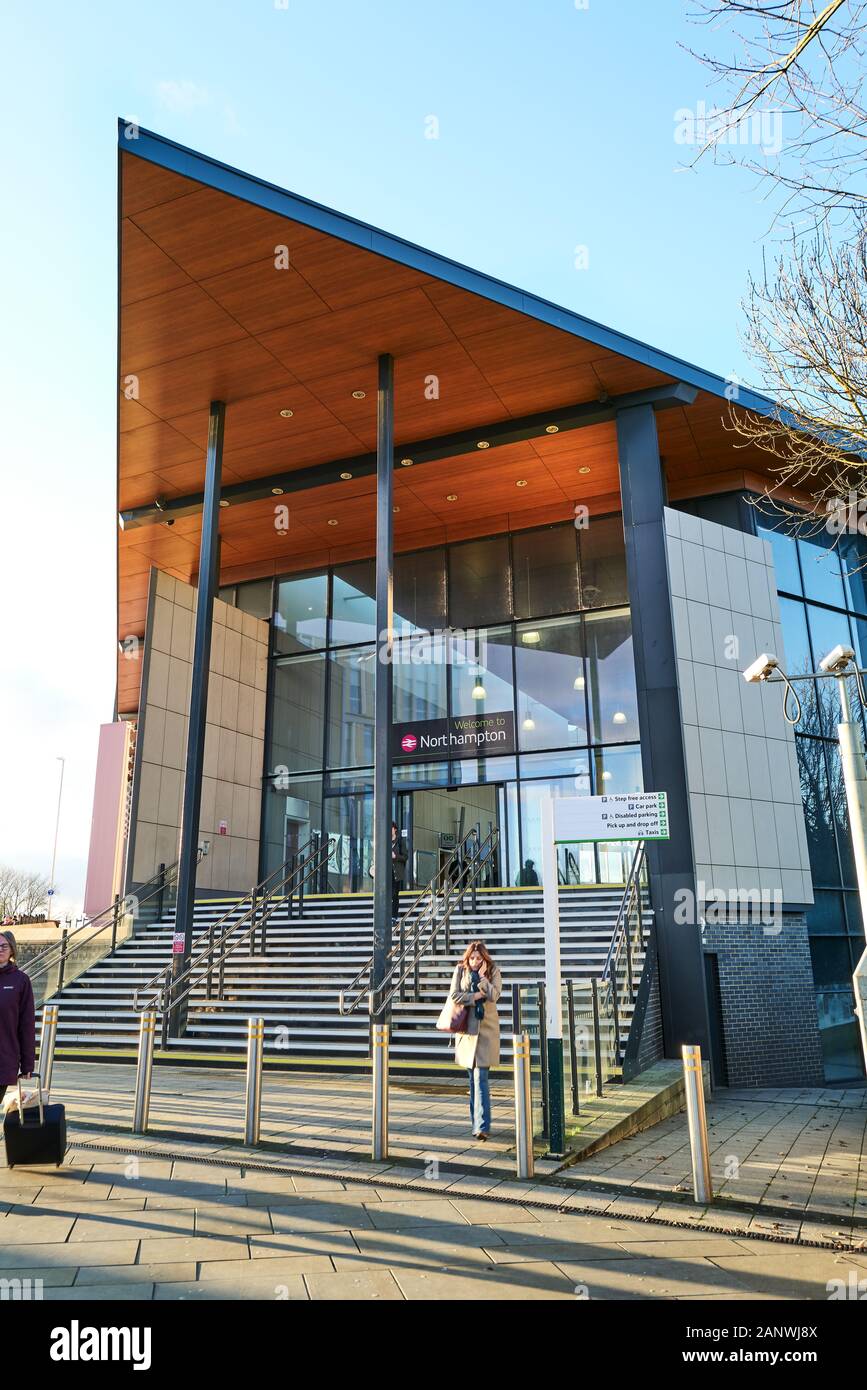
[56,927,69,994]
[566,980,580,1116]
[245,1017,265,1146]
[298,850,306,918]
[398,916,406,1002]
[250,886,258,955]
[624,917,635,999]
[111,894,120,953]
[609,967,622,1061]
[511,982,522,1035]
[682,1044,713,1204]
[206,923,215,999]
[133,1009,156,1133]
[39,1004,59,1093]
[513,1033,535,1180]
[591,978,604,1097]
[157,862,166,920]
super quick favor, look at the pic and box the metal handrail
[133,835,336,1018]
[339,826,500,1018]
[600,841,647,988]
[27,851,202,989]
[336,826,482,1012]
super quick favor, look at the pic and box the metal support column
[371,352,394,1018]
[615,400,710,1059]
[371,1021,389,1161]
[169,399,225,1038]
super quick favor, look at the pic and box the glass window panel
[512,525,580,619]
[579,515,628,609]
[515,617,588,751]
[845,891,864,936]
[261,774,322,879]
[274,572,328,654]
[393,760,450,788]
[392,634,448,724]
[798,534,845,607]
[838,533,867,615]
[218,585,237,606]
[851,616,867,669]
[757,525,802,596]
[795,737,840,886]
[809,935,852,990]
[327,647,376,768]
[519,750,591,781]
[323,783,373,893]
[331,560,376,647]
[519,776,592,887]
[807,605,852,729]
[269,654,326,775]
[450,755,517,785]
[449,626,515,720]
[815,989,862,1081]
[449,536,511,627]
[806,890,848,935]
[585,608,639,743]
[394,548,446,635]
[594,744,644,794]
[779,598,821,732]
[236,578,272,621]
[826,741,857,888]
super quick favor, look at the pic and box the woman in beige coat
[449,941,502,1140]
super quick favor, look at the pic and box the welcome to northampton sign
[392,711,515,761]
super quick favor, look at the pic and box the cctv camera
[819,644,856,675]
[743,653,779,684]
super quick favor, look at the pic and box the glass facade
[238,519,641,893]
[758,522,867,1080]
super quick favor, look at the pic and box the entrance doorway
[397,784,502,890]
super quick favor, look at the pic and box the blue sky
[0,0,777,912]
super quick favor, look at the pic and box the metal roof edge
[117,118,779,419]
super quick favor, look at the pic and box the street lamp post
[744,646,867,1070]
[48,756,65,923]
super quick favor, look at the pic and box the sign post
[539,791,670,1161]
[540,796,565,1157]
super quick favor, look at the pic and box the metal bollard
[244,1017,265,1146]
[39,1004,59,1093]
[133,1009,156,1134]
[682,1044,713,1204]
[512,1033,535,1180]
[371,1021,389,1161]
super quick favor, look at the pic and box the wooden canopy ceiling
[117,137,779,713]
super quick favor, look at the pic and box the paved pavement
[572,1086,867,1235]
[2,1063,865,1299]
[3,1136,867,1301]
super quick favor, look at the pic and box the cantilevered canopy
[116,123,780,712]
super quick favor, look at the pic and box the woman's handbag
[436,998,469,1034]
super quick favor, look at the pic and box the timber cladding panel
[126,569,268,894]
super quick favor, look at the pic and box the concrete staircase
[38,887,649,1070]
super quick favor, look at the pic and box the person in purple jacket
[0,933,35,1098]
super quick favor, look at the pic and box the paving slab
[74,1262,197,1285]
[304,1270,404,1300]
[394,1261,576,1300]
[155,1277,308,1301]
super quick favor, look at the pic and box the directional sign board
[553,792,669,844]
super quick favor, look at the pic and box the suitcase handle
[16,1072,44,1128]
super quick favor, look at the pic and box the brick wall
[702,912,824,1087]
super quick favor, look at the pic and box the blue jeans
[467,1066,491,1135]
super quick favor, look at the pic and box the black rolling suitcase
[4,1073,66,1168]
